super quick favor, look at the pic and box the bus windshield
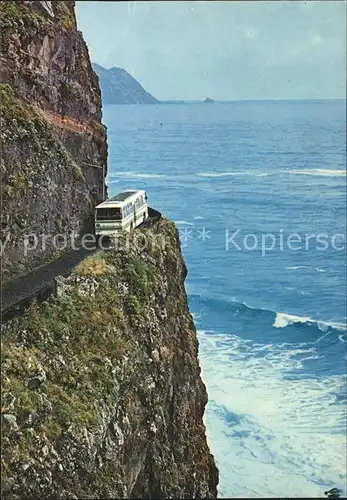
[96,207,122,221]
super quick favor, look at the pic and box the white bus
[94,190,148,236]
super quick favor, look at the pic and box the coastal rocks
[26,370,46,390]
[2,414,20,434]
[53,275,70,297]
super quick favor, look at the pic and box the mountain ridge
[92,62,158,105]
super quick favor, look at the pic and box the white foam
[174,220,195,225]
[285,266,311,270]
[196,169,346,179]
[288,169,346,177]
[274,312,347,332]
[108,171,165,179]
[196,172,239,178]
[274,312,312,328]
[285,266,328,273]
[198,330,347,498]
[196,171,273,178]
[194,216,204,220]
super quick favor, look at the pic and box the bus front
[95,205,123,236]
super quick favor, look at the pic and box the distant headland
[92,63,218,105]
[92,63,158,105]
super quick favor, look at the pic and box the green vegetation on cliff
[0,1,48,49]
[1,2,218,497]
[1,246,151,495]
[0,83,86,201]
[1,220,218,498]
[1,83,50,138]
[0,1,76,49]
[1,0,107,283]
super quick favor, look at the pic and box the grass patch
[73,164,85,182]
[0,2,76,50]
[93,121,106,138]
[0,2,49,49]
[55,2,76,30]
[127,295,143,316]
[3,171,28,199]
[75,256,109,277]
[40,420,62,440]
[1,272,134,444]
[122,255,155,300]
[45,382,98,428]
[0,83,51,142]
[2,376,40,416]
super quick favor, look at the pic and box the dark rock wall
[1,3,219,497]
[0,1,107,282]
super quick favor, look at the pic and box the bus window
[96,208,122,220]
[135,197,143,209]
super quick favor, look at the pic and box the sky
[76,1,346,101]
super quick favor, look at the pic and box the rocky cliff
[1,220,219,498]
[1,2,218,497]
[0,1,107,283]
[92,63,158,105]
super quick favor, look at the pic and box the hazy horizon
[76,1,346,101]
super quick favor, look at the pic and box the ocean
[103,100,346,498]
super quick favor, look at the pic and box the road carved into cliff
[38,109,101,137]
[1,208,161,322]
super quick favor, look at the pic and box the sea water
[104,100,346,498]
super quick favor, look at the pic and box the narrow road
[38,109,102,138]
[1,208,161,322]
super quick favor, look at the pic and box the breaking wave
[198,328,347,498]
[273,312,346,332]
[190,293,347,336]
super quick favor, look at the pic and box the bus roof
[95,190,146,209]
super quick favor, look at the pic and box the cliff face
[92,63,158,105]
[0,1,107,282]
[1,2,218,497]
[1,219,219,498]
